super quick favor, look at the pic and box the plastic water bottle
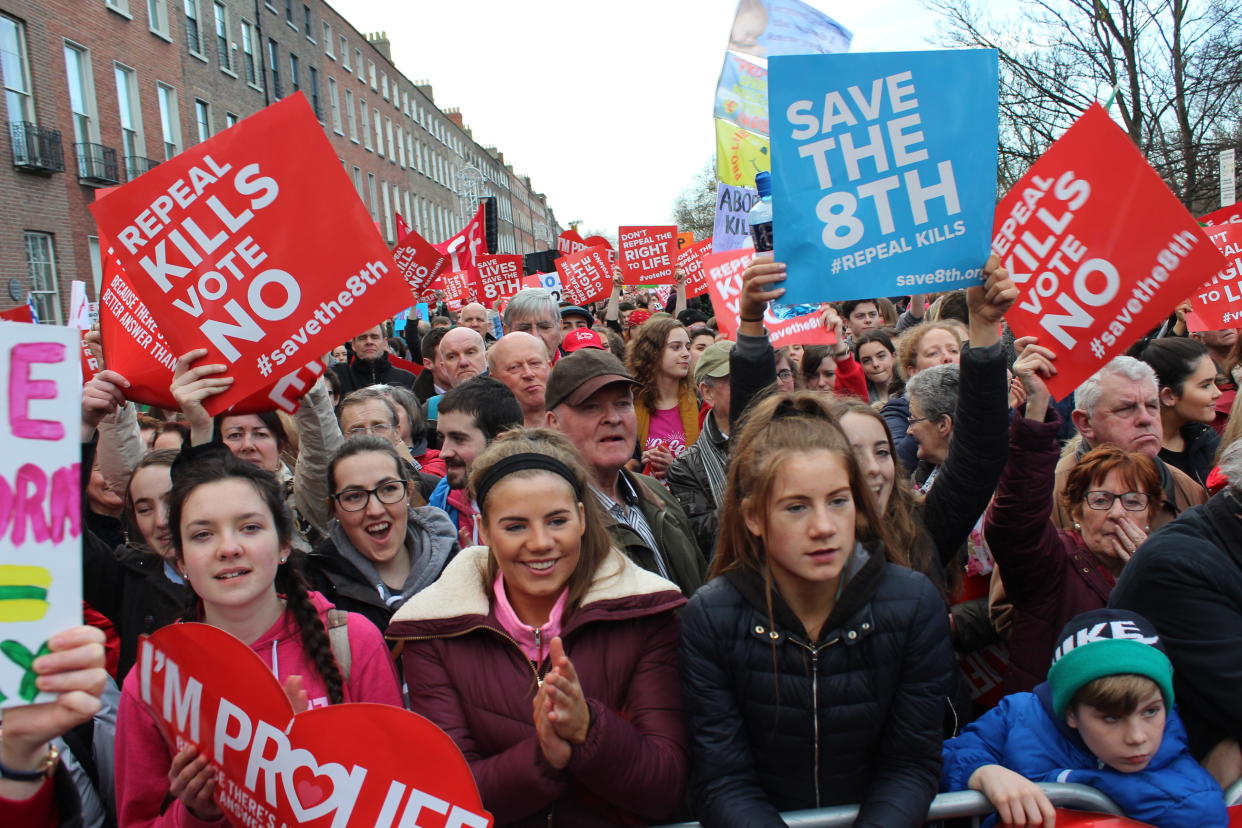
[748,171,773,252]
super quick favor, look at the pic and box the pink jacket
[115,592,401,828]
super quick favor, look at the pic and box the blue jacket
[941,683,1226,828]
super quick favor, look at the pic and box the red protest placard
[474,254,524,307]
[441,270,476,311]
[0,304,33,323]
[676,239,713,298]
[557,229,589,256]
[618,225,677,285]
[1187,224,1242,331]
[676,231,695,250]
[582,235,613,250]
[992,104,1227,399]
[89,94,410,415]
[556,246,613,306]
[137,624,492,828]
[1201,204,1242,227]
[702,250,837,348]
[392,227,447,299]
[436,204,488,272]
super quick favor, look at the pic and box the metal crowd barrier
[656,782,1125,827]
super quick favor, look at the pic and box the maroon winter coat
[986,412,1117,694]
[387,546,689,827]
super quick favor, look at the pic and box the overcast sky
[335,0,958,235]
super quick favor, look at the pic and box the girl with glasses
[987,341,1164,694]
[303,436,460,631]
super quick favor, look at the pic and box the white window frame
[147,0,170,39]
[344,87,357,142]
[327,76,341,134]
[114,63,144,173]
[63,41,100,146]
[360,99,370,149]
[183,0,206,60]
[381,180,392,242]
[156,81,181,159]
[322,21,332,56]
[340,35,349,69]
[87,235,102,296]
[194,97,210,142]
[106,0,131,19]
[367,59,376,90]
[1,14,36,125]
[366,172,378,220]
[372,109,382,157]
[25,231,61,325]
[353,48,362,80]
[213,2,233,74]
[225,111,237,127]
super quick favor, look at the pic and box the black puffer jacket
[679,545,954,827]
[331,353,416,394]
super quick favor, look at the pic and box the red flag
[388,351,424,376]
[618,225,677,285]
[556,246,613,305]
[474,254,524,307]
[395,211,410,242]
[0,305,34,323]
[89,94,411,414]
[676,238,713,298]
[435,204,488,273]
[1186,224,1242,332]
[993,105,1227,399]
[392,226,448,299]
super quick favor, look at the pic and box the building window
[213,2,230,71]
[353,48,362,79]
[381,180,392,241]
[225,111,237,127]
[360,99,370,149]
[156,82,180,158]
[340,36,349,69]
[307,65,319,119]
[344,87,356,141]
[289,52,299,94]
[267,39,280,97]
[147,0,169,37]
[351,165,361,198]
[372,109,382,157]
[1,15,35,124]
[106,0,130,17]
[240,20,256,84]
[194,98,210,141]
[63,42,99,146]
[367,60,376,90]
[381,72,387,100]
[327,76,341,133]
[284,0,294,26]
[322,21,332,56]
[302,5,311,36]
[25,232,60,324]
[87,235,102,295]
[385,117,394,161]
[184,0,202,56]
[366,173,377,220]
[114,64,144,174]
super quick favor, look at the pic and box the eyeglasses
[345,423,393,437]
[332,480,409,511]
[777,368,794,380]
[907,415,931,425]
[1084,491,1150,511]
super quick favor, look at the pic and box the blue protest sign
[415,303,429,322]
[713,183,760,253]
[769,49,998,304]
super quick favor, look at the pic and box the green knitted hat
[1047,609,1175,719]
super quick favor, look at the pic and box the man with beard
[429,377,522,547]
[332,325,417,393]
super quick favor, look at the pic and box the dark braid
[276,558,345,705]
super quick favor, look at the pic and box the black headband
[474,452,583,513]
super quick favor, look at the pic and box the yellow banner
[715,118,770,187]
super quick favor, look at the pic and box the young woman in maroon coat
[987,340,1164,694]
[387,428,689,827]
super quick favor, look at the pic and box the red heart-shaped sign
[136,623,492,828]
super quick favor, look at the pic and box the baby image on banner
[769,49,999,304]
[0,322,81,708]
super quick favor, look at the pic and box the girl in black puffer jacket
[679,392,954,827]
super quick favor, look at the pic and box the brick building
[0,0,562,323]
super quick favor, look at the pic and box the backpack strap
[325,609,352,683]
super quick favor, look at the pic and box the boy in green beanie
[941,609,1225,827]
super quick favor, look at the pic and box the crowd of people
[6,254,1242,828]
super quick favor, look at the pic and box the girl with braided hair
[113,448,400,827]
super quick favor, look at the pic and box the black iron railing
[10,122,65,173]
[75,142,120,184]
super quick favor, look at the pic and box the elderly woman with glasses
[985,342,1165,694]
[302,436,461,632]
